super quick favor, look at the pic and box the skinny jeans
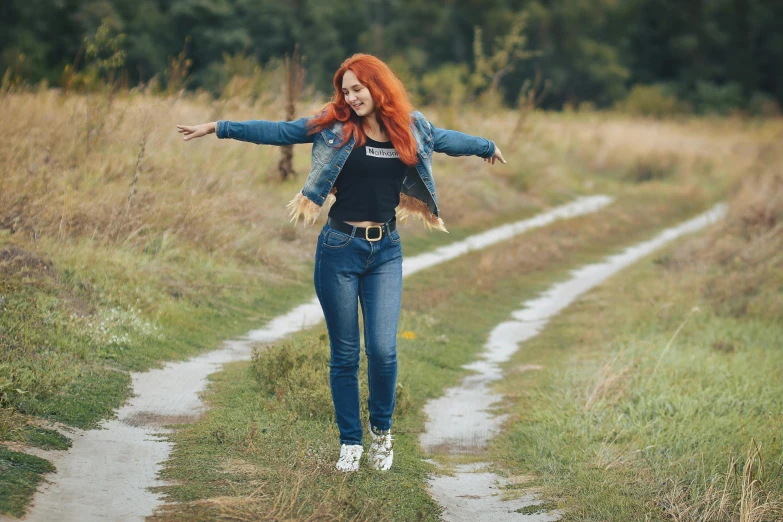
[313,220,403,445]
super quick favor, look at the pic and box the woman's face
[341,70,376,119]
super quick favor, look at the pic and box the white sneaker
[368,429,393,470]
[335,444,363,472]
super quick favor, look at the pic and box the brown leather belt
[327,217,397,242]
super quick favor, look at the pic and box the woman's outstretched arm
[424,117,506,165]
[177,117,316,145]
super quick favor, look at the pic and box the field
[1,89,781,520]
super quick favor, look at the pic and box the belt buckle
[365,225,383,242]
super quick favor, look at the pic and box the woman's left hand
[177,122,216,141]
[484,146,507,165]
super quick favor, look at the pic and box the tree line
[2,0,781,114]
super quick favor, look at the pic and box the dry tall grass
[665,140,783,321]
[1,90,318,277]
[3,89,780,275]
[661,440,783,522]
[214,469,375,522]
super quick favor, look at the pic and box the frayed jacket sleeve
[215,117,316,145]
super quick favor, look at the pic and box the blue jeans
[314,220,403,445]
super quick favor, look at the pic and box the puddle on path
[19,196,611,522]
[421,204,726,521]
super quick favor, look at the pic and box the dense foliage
[1,0,781,112]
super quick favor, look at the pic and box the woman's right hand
[176,122,216,141]
[483,145,507,165]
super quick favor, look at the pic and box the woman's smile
[342,70,375,117]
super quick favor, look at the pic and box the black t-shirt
[328,136,408,223]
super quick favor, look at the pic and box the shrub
[748,91,782,117]
[201,52,284,103]
[626,153,678,183]
[615,84,682,117]
[251,336,332,419]
[694,81,744,115]
[419,62,470,107]
[251,334,412,421]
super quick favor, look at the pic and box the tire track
[18,196,612,522]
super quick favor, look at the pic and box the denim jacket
[215,111,495,232]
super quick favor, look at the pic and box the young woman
[177,53,506,472]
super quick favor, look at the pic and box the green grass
[0,237,317,517]
[0,448,55,517]
[152,185,711,520]
[487,232,783,519]
[0,239,316,429]
[11,426,72,451]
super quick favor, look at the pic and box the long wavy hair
[307,54,418,166]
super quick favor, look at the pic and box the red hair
[307,54,418,166]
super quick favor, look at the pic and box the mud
[421,204,726,521]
